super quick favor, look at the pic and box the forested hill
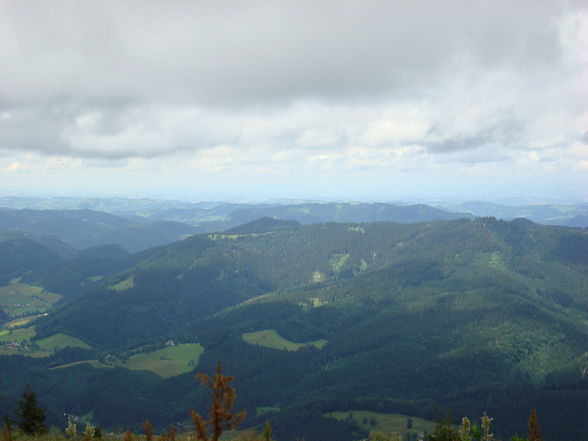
[224,202,473,225]
[1,218,587,441]
[0,208,201,252]
[2,196,585,227]
[0,202,473,251]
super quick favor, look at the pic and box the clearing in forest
[119,343,205,378]
[36,333,91,350]
[0,283,61,316]
[242,329,327,351]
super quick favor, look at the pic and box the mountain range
[2,196,586,227]
[0,210,586,441]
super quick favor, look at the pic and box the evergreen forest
[0,212,587,441]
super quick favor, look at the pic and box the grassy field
[109,276,134,292]
[0,325,36,342]
[119,343,205,378]
[241,329,328,351]
[0,348,51,357]
[0,324,53,357]
[255,406,280,417]
[329,253,350,272]
[0,328,90,357]
[0,283,62,317]
[49,344,204,377]
[51,359,112,370]
[326,410,435,437]
[4,314,43,328]
[36,333,91,350]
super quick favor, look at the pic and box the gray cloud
[0,0,586,168]
[0,0,577,107]
[427,118,524,153]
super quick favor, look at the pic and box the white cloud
[0,0,586,199]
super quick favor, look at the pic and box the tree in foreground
[527,409,543,441]
[190,361,246,441]
[142,420,153,441]
[427,411,494,441]
[2,421,12,441]
[15,385,47,435]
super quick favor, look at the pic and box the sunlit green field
[329,253,350,272]
[255,406,280,417]
[36,333,91,350]
[4,314,43,328]
[0,283,62,316]
[0,347,51,357]
[120,343,205,378]
[0,325,36,342]
[51,360,112,370]
[109,276,134,292]
[242,329,327,351]
[0,328,90,357]
[49,343,204,377]
[0,325,51,357]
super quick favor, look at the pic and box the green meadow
[0,283,61,316]
[36,333,91,350]
[109,276,134,292]
[242,329,327,351]
[5,314,43,328]
[50,343,204,377]
[0,326,52,357]
[119,343,205,378]
[0,328,90,357]
[0,325,36,343]
[328,253,350,272]
[51,360,112,370]
[255,406,280,417]
[0,347,51,357]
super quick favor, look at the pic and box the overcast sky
[0,0,586,202]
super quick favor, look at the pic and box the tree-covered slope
[0,238,66,284]
[2,218,587,440]
[226,202,472,225]
[0,208,200,252]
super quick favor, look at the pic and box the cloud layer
[0,0,586,199]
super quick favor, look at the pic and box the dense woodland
[0,367,566,441]
[0,210,587,441]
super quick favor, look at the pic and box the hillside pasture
[0,347,51,357]
[329,253,350,272]
[51,359,112,370]
[242,329,327,351]
[109,276,134,292]
[0,328,90,357]
[255,406,280,417]
[4,314,43,328]
[119,343,204,378]
[0,326,52,357]
[0,283,61,316]
[0,325,36,342]
[36,333,91,350]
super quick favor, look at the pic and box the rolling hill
[0,218,587,440]
[0,208,201,252]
